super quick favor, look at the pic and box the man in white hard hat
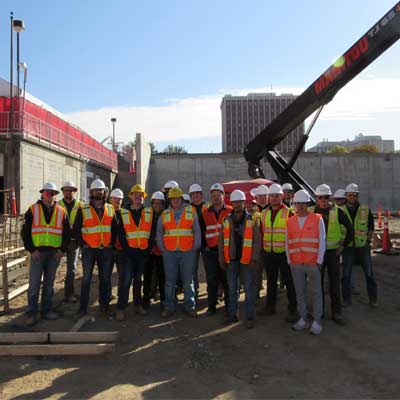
[219,189,261,329]
[310,184,354,325]
[342,183,377,307]
[202,183,232,315]
[73,179,115,317]
[142,191,166,312]
[282,183,294,208]
[255,185,269,212]
[259,183,297,321]
[21,183,70,326]
[59,181,83,303]
[333,189,346,208]
[286,190,326,335]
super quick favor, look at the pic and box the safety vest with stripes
[162,206,194,252]
[344,204,369,248]
[81,203,115,248]
[202,205,232,247]
[120,206,153,249]
[223,216,254,265]
[287,213,321,265]
[261,206,289,254]
[59,199,83,228]
[31,203,65,248]
[309,206,342,250]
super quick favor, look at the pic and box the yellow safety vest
[59,199,83,228]
[261,207,289,253]
[344,204,369,248]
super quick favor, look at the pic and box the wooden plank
[0,283,29,305]
[0,332,48,344]
[2,258,9,312]
[0,247,25,257]
[49,332,119,344]
[0,343,115,356]
[0,257,27,272]
[70,315,95,332]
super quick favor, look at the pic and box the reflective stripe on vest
[223,217,254,265]
[203,206,232,247]
[261,207,289,253]
[344,204,369,247]
[162,206,194,251]
[287,213,321,265]
[81,203,114,248]
[309,206,342,250]
[120,207,153,249]
[59,199,83,228]
[31,203,64,248]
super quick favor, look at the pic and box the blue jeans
[113,249,125,298]
[64,240,80,298]
[79,247,113,312]
[226,260,256,320]
[27,249,60,316]
[117,248,147,309]
[163,250,196,312]
[342,245,378,303]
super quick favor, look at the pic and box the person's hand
[31,250,40,261]
[336,246,344,257]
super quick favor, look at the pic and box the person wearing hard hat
[202,183,232,315]
[142,191,166,312]
[21,183,70,326]
[59,181,84,303]
[163,180,179,207]
[109,188,125,299]
[282,183,294,208]
[73,178,115,317]
[286,189,326,335]
[245,191,258,216]
[113,184,154,320]
[255,185,269,212]
[156,187,202,318]
[218,189,261,329]
[183,194,191,205]
[333,189,346,208]
[342,183,377,307]
[259,183,297,321]
[309,184,354,325]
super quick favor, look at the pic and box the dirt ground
[0,236,400,398]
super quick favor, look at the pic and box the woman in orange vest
[286,190,326,335]
[218,190,261,329]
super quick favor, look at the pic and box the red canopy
[222,178,273,205]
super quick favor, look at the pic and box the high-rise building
[221,93,305,153]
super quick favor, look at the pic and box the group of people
[21,178,377,335]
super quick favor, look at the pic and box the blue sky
[1,0,399,151]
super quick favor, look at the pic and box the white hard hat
[61,181,77,191]
[210,183,224,194]
[345,183,359,193]
[255,185,269,196]
[109,188,124,199]
[269,183,283,195]
[282,183,294,191]
[164,180,179,189]
[40,182,59,194]
[334,189,346,199]
[183,194,191,202]
[151,191,165,202]
[316,184,332,196]
[230,189,246,202]
[90,179,106,190]
[189,184,202,194]
[293,189,311,203]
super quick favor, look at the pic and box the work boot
[161,309,174,318]
[25,314,38,327]
[309,320,323,335]
[246,319,255,329]
[332,314,345,326]
[134,305,148,316]
[292,318,310,331]
[115,309,126,321]
[42,311,59,320]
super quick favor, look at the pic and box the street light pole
[111,117,117,152]
[13,19,25,131]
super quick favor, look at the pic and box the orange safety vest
[223,215,254,265]
[31,203,65,248]
[120,207,153,249]
[162,206,194,252]
[81,203,115,248]
[203,205,232,247]
[287,213,321,265]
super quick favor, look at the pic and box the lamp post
[13,19,25,131]
[111,117,117,152]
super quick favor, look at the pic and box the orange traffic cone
[11,187,17,216]
[377,207,382,229]
[381,217,391,252]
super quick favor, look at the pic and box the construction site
[0,1,399,399]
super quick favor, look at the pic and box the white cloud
[65,78,400,148]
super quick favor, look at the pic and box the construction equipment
[244,2,400,199]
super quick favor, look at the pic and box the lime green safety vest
[59,199,84,228]
[261,207,289,253]
[344,204,369,248]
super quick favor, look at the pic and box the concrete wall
[148,152,400,210]
[135,132,151,190]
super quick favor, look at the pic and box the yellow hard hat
[168,187,184,199]
[129,184,147,198]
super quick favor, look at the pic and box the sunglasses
[317,195,330,200]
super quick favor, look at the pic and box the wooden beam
[49,332,119,343]
[0,332,48,344]
[0,343,115,356]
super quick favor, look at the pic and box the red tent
[222,178,273,205]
